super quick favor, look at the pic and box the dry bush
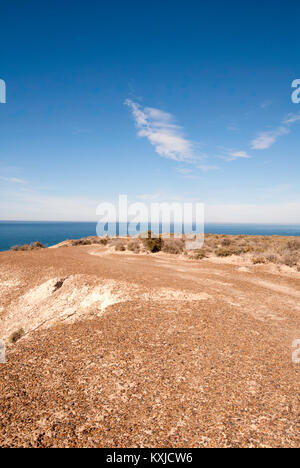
[71,238,92,246]
[199,234,300,270]
[203,236,219,250]
[265,253,280,264]
[215,248,233,257]
[142,231,163,253]
[215,246,246,257]
[30,241,45,250]
[254,247,266,254]
[251,256,266,264]
[240,244,254,253]
[88,236,109,245]
[9,328,25,344]
[11,241,45,251]
[281,253,298,267]
[114,240,126,251]
[71,237,108,246]
[127,239,140,253]
[287,239,300,251]
[162,238,185,254]
[11,244,30,251]
[190,249,207,260]
[98,238,109,245]
[221,238,231,246]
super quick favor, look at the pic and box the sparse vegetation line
[10,232,300,271]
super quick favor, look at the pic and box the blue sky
[0,0,299,222]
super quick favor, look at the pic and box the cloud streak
[218,149,251,162]
[282,113,300,125]
[227,150,251,161]
[0,177,26,184]
[251,126,289,150]
[251,111,300,150]
[125,99,198,162]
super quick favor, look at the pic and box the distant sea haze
[0,221,300,252]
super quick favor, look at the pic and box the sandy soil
[0,245,299,447]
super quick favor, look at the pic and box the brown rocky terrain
[0,241,299,447]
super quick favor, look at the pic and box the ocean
[0,221,300,252]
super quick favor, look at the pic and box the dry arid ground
[0,236,299,448]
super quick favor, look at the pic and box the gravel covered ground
[0,245,299,447]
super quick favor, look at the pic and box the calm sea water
[0,221,300,252]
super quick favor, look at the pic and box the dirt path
[0,246,299,447]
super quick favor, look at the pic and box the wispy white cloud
[251,126,289,150]
[227,150,251,161]
[0,177,26,184]
[282,113,300,125]
[125,99,198,162]
[251,111,300,150]
[197,164,220,172]
[219,150,251,162]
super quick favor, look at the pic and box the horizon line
[1,220,300,226]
